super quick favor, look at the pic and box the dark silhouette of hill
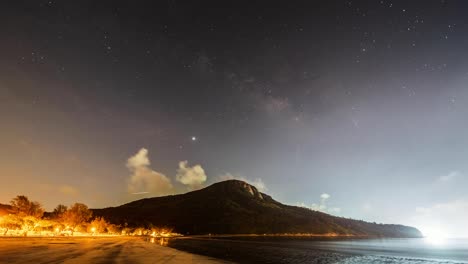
[92,180,422,237]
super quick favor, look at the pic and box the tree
[10,195,44,218]
[106,224,122,235]
[90,217,109,234]
[9,195,44,236]
[0,214,22,236]
[61,203,92,235]
[20,216,40,236]
[36,219,55,232]
[52,204,68,219]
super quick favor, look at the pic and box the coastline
[178,233,422,239]
[167,236,468,264]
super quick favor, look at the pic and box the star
[191,136,197,141]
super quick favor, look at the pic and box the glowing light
[91,227,96,233]
[159,238,168,246]
[191,136,197,141]
[132,192,149,195]
[423,228,448,245]
[425,235,448,245]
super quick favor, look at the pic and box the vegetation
[1,180,422,238]
[60,203,92,235]
[52,204,68,218]
[0,195,178,237]
[10,195,44,218]
[94,180,422,237]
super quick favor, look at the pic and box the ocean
[167,236,468,263]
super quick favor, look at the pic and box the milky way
[1,0,468,237]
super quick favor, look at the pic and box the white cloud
[438,171,461,182]
[310,203,327,211]
[320,193,331,201]
[248,178,267,192]
[126,148,150,169]
[327,207,342,214]
[176,161,207,190]
[219,173,267,192]
[298,193,341,215]
[127,148,173,195]
[410,199,468,238]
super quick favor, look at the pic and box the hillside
[93,180,422,237]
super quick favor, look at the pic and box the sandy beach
[0,236,230,264]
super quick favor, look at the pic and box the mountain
[93,180,422,237]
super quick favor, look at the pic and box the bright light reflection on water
[317,238,468,263]
[425,236,448,246]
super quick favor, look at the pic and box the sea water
[322,238,468,263]
[168,237,468,263]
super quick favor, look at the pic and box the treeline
[0,195,173,237]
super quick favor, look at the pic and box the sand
[0,236,230,264]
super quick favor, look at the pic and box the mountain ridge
[92,180,422,238]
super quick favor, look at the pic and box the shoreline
[178,233,423,239]
[0,236,230,264]
[0,232,423,239]
[167,236,352,264]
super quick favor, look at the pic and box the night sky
[1,0,468,237]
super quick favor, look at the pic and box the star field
[1,0,468,237]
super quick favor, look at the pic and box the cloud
[327,207,342,214]
[127,148,150,169]
[438,171,460,182]
[176,161,207,190]
[298,193,341,215]
[320,193,331,201]
[410,199,468,238]
[219,173,267,192]
[127,148,173,195]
